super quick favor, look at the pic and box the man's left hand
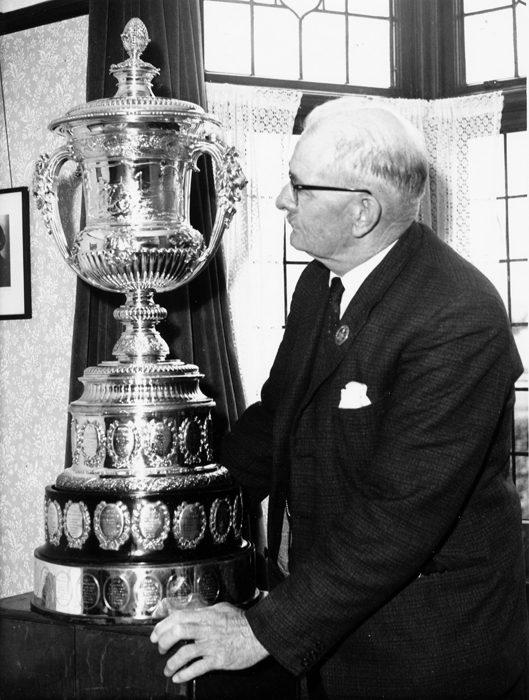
[150,602,269,683]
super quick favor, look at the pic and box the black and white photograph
[0,2,526,700]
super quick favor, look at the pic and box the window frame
[203,0,526,132]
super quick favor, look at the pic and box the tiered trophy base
[32,472,257,623]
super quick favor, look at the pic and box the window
[463,0,526,85]
[204,0,395,88]
[495,131,528,510]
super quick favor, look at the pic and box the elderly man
[151,101,528,700]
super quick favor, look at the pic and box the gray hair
[304,100,429,216]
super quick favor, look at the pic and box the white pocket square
[339,381,371,409]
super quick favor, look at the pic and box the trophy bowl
[34,16,246,363]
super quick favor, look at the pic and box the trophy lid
[49,18,219,134]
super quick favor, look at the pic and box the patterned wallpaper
[0,16,88,598]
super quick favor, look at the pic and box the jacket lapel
[272,261,330,460]
[296,223,423,417]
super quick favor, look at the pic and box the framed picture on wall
[0,186,31,320]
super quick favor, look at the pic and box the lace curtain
[206,83,302,403]
[206,87,504,402]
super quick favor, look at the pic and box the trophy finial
[110,18,160,98]
[121,18,150,62]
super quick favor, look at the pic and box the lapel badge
[335,324,350,346]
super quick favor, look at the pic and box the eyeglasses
[288,176,372,206]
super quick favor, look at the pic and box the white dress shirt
[332,240,398,317]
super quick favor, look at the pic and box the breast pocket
[333,393,390,475]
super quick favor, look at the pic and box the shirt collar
[330,240,398,316]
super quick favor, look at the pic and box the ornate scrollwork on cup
[131,499,170,551]
[172,501,206,549]
[209,498,231,545]
[64,500,91,549]
[94,501,131,550]
[213,145,247,220]
[178,416,205,466]
[45,497,63,546]
[143,418,178,469]
[106,419,141,469]
[231,493,243,540]
[201,412,214,463]
[70,418,80,466]
[80,420,106,469]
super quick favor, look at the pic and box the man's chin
[289,231,305,253]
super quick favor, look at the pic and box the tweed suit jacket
[222,222,528,699]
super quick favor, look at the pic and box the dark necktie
[327,276,345,341]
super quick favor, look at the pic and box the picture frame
[0,186,31,320]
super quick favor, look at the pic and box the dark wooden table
[0,593,298,700]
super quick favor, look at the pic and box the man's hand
[150,602,269,683]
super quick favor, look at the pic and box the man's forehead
[290,131,333,177]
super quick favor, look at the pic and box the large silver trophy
[32,18,254,622]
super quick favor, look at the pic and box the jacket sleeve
[244,287,523,675]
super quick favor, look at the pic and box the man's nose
[276,182,294,211]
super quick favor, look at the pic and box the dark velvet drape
[66,0,245,461]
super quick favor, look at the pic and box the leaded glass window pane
[506,129,528,196]
[463,1,526,84]
[507,198,528,258]
[348,0,389,16]
[464,0,508,10]
[325,0,346,12]
[254,6,300,79]
[303,11,347,83]
[204,2,252,74]
[204,0,394,88]
[516,3,527,75]
[348,15,391,87]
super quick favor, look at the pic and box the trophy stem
[112,289,170,363]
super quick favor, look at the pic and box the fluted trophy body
[31,19,254,622]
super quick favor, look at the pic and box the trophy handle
[188,141,246,277]
[33,147,80,268]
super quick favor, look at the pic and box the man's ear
[351,196,382,238]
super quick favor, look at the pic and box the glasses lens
[289,180,298,205]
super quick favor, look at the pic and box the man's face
[276,131,358,269]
